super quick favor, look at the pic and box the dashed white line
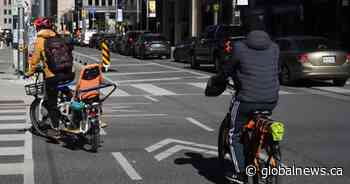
[103,114,168,118]
[0,134,25,141]
[186,117,214,132]
[112,152,143,181]
[118,77,182,83]
[0,109,27,114]
[154,145,218,161]
[0,163,24,175]
[131,84,176,96]
[0,123,25,130]
[0,146,24,156]
[0,115,26,121]
[144,95,160,102]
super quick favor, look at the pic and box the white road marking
[188,82,230,95]
[0,109,27,114]
[186,117,214,132]
[0,115,26,121]
[145,138,218,153]
[100,128,107,135]
[112,63,155,67]
[0,163,24,175]
[112,152,143,181]
[150,62,210,77]
[105,70,183,76]
[131,84,177,96]
[313,87,350,94]
[106,88,130,97]
[0,123,25,130]
[0,146,24,156]
[105,109,141,113]
[154,145,218,161]
[117,77,182,83]
[104,114,168,118]
[144,95,160,102]
[24,120,35,184]
[0,134,25,141]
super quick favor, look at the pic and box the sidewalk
[0,48,31,103]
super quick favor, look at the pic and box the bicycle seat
[252,110,272,117]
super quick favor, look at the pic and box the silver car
[275,36,350,86]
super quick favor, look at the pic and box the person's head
[33,17,53,32]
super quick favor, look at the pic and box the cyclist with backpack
[26,17,74,138]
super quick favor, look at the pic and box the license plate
[322,56,336,64]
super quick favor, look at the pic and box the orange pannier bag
[75,63,103,101]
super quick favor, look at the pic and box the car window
[295,38,340,50]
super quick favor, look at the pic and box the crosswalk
[107,82,300,97]
[0,101,27,181]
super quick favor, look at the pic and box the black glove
[205,74,227,97]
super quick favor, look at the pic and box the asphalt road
[1,46,350,184]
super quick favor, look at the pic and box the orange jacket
[27,29,56,78]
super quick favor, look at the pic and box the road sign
[145,138,217,161]
[237,0,248,6]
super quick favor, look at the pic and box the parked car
[191,25,245,71]
[111,34,123,53]
[119,30,150,56]
[275,36,350,86]
[89,33,99,48]
[94,33,108,49]
[134,33,171,59]
[173,37,196,62]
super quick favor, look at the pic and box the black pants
[229,99,277,173]
[44,73,74,128]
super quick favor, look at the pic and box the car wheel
[279,65,293,85]
[333,79,347,87]
[190,54,199,69]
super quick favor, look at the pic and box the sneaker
[225,171,247,184]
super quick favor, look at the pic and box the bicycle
[218,83,285,184]
[25,64,116,152]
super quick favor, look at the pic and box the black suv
[191,25,245,71]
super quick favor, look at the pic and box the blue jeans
[229,99,277,173]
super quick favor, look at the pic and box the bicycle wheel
[30,98,50,137]
[87,118,100,153]
[252,148,281,184]
[218,113,234,175]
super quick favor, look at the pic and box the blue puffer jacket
[225,30,280,103]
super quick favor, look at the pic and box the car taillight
[223,40,232,54]
[298,54,309,63]
[128,38,133,43]
[346,54,350,63]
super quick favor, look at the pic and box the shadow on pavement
[174,152,230,184]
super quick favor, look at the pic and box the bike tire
[218,113,233,175]
[89,119,100,153]
[30,98,50,137]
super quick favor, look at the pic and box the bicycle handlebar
[78,82,117,103]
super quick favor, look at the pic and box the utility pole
[137,0,140,30]
[146,0,149,31]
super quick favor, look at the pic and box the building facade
[0,0,13,30]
